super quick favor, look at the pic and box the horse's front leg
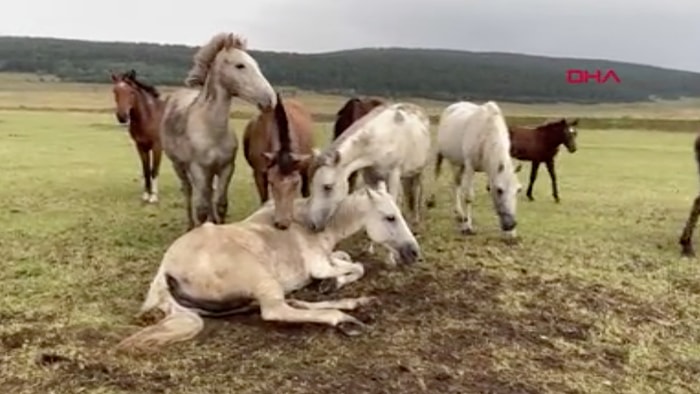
[457,163,476,235]
[189,164,215,227]
[171,162,194,229]
[309,253,365,293]
[526,161,540,201]
[136,145,152,203]
[148,144,162,204]
[544,159,559,203]
[213,159,235,224]
[680,195,700,257]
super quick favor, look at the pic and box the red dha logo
[566,69,621,84]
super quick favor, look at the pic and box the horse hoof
[317,278,338,294]
[554,198,560,203]
[141,192,150,202]
[358,296,380,307]
[331,250,352,262]
[681,247,695,258]
[148,194,159,204]
[337,319,367,336]
[526,195,534,202]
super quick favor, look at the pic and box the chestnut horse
[679,133,700,256]
[243,94,314,229]
[508,118,579,203]
[110,69,163,204]
[333,97,385,192]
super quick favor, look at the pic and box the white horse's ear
[376,181,388,194]
[331,150,341,166]
[365,187,380,201]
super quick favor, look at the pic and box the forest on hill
[2,36,700,103]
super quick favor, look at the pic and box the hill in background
[2,36,700,104]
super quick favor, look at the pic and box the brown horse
[679,134,700,256]
[508,118,579,203]
[243,94,315,229]
[332,97,385,192]
[110,69,163,204]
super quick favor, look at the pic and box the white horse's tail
[138,264,170,317]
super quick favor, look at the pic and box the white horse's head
[186,33,277,110]
[362,183,420,265]
[488,160,521,235]
[306,150,349,231]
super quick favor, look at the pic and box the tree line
[2,36,700,103]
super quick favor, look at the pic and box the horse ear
[110,72,118,82]
[262,152,277,167]
[289,153,313,169]
[332,151,341,166]
[375,181,388,194]
[570,118,579,126]
[223,33,235,49]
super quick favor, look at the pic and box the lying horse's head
[361,183,421,265]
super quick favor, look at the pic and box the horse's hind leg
[116,309,204,352]
[287,297,377,311]
[213,160,235,224]
[680,195,700,257]
[189,164,215,227]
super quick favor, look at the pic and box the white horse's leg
[460,164,476,235]
[287,296,377,311]
[257,284,368,336]
[450,164,466,221]
[309,253,365,292]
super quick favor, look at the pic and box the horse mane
[537,118,567,130]
[318,104,387,165]
[185,32,248,87]
[272,93,296,175]
[123,71,160,99]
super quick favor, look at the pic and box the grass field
[1,77,700,393]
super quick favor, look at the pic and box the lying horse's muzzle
[396,242,421,265]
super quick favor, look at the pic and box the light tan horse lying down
[117,184,420,351]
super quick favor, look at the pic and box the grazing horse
[116,184,420,351]
[509,118,579,202]
[428,101,521,238]
[243,94,315,229]
[160,32,276,230]
[679,133,700,257]
[110,69,163,203]
[333,97,385,193]
[306,103,431,235]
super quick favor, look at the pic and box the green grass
[1,107,700,393]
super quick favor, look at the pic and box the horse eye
[497,188,504,196]
[323,184,333,192]
[385,215,396,223]
[235,63,245,70]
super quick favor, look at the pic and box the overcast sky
[1,0,698,72]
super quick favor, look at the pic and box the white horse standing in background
[427,101,521,238]
[306,103,432,232]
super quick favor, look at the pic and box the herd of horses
[103,31,693,351]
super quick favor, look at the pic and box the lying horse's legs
[172,162,194,230]
[189,164,215,226]
[259,291,368,336]
[287,297,377,311]
[526,161,541,201]
[680,195,700,257]
[117,308,204,352]
[310,254,365,292]
[213,160,235,224]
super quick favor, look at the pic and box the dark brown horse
[508,118,579,203]
[243,94,315,229]
[679,134,700,256]
[332,97,385,192]
[110,69,163,203]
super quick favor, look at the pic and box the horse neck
[194,73,233,131]
[129,89,157,129]
[536,126,565,152]
[335,135,373,175]
[485,131,513,174]
[321,192,371,244]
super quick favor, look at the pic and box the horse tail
[426,152,444,208]
[137,264,170,317]
[116,309,204,352]
[694,135,700,176]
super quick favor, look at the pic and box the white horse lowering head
[488,161,522,234]
[306,150,350,231]
[185,33,277,110]
[361,183,421,265]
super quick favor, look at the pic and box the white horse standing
[306,103,432,233]
[428,101,521,238]
[116,184,420,351]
